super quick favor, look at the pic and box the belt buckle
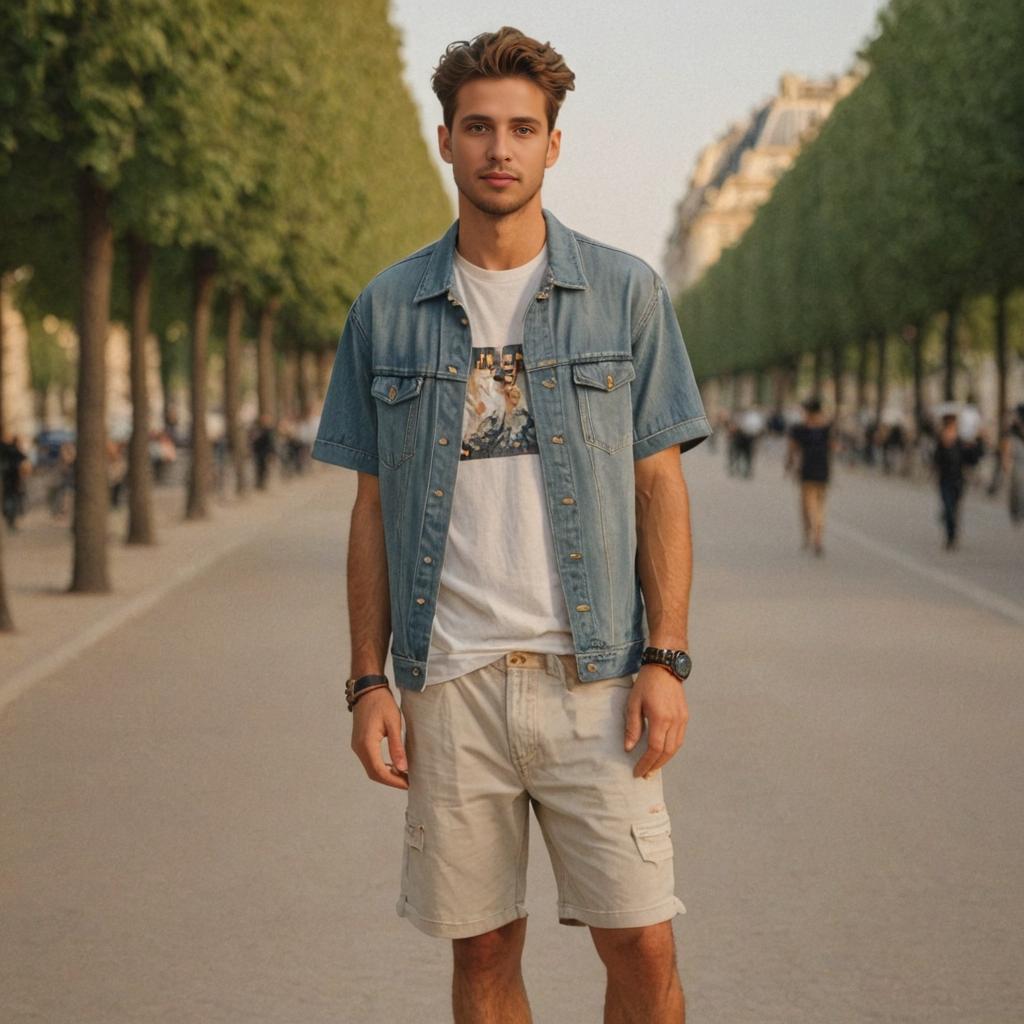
[505,651,545,669]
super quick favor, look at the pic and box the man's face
[438,76,561,218]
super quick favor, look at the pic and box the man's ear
[438,124,453,164]
[545,128,562,169]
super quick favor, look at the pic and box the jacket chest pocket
[371,374,424,468]
[571,358,636,454]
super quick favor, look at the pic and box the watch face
[673,652,692,679]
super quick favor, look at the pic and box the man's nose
[487,130,513,163]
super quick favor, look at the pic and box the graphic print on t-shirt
[460,344,538,460]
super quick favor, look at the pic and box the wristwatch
[640,646,692,681]
[345,673,390,711]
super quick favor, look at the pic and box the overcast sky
[390,0,887,276]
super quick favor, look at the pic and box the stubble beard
[457,175,543,219]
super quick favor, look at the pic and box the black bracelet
[345,673,390,712]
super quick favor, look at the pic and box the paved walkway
[2,447,1022,1022]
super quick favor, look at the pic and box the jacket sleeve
[630,278,712,461]
[311,302,379,475]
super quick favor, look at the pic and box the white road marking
[830,518,1024,627]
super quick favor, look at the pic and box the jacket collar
[413,207,589,303]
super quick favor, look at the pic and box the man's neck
[455,198,547,270]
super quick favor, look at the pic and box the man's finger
[384,709,408,773]
[624,695,645,752]
[633,723,670,778]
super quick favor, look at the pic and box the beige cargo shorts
[395,650,686,939]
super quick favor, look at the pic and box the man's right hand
[351,688,409,790]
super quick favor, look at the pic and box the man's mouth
[481,172,517,184]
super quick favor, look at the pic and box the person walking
[1,434,32,530]
[933,411,981,549]
[1001,403,1024,527]
[786,397,833,556]
[312,27,710,1023]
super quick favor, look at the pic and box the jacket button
[415,597,426,605]
[569,552,582,560]
[423,556,433,564]
[586,663,598,673]
[438,437,449,446]
[412,668,421,676]
[460,317,469,326]
[551,435,564,444]
[606,375,614,390]
[448,365,458,374]
[561,496,575,505]
[575,604,591,612]
[387,385,397,400]
[542,378,556,388]
[433,488,444,497]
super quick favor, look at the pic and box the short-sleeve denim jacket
[313,209,710,691]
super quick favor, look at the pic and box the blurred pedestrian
[107,437,128,508]
[1,433,32,530]
[933,412,981,550]
[250,414,276,490]
[733,407,764,479]
[1002,403,1024,526]
[49,440,76,519]
[786,397,833,556]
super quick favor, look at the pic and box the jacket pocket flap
[571,359,636,392]
[371,374,424,405]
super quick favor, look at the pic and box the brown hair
[431,27,575,132]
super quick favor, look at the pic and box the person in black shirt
[933,412,981,549]
[786,398,833,556]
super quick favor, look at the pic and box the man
[786,397,833,556]
[933,411,981,549]
[312,27,710,1023]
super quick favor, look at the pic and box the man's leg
[452,917,532,1024]
[591,921,684,1023]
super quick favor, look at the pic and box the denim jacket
[312,209,710,691]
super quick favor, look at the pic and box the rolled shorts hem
[556,895,686,929]
[396,895,529,939]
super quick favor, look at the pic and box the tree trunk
[874,332,888,423]
[911,326,925,434]
[0,272,13,630]
[126,235,156,545]
[186,247,217,520]
[71,171,114,593]
[295,344,309,417]
[994,286,1008,435]
[224,285,248,497]
[855,336,869,415]
[831,344,845,412]
[812,348,824,395]
[943,299,960,401]
[256,298,280,421]
[315,348,330,402]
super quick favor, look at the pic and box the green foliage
[677,0,1024,379]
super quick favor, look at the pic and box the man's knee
[590,920,678,978]
[452,917,527,976]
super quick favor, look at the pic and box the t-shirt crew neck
[424,243,572,686]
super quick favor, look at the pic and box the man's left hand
[624,664,689,778]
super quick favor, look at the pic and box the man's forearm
[635,458,693,649]
[347,492,392,677]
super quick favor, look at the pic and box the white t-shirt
[424,247,574,685]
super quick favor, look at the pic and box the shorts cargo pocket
[631,811,674,863]
[571,358,636,453]
[399,812,425,900]
[371,373,424,468]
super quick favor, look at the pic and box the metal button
[433,488,444,497]
[460,317,469,326]
[561,496,575,505]
[412,668,421,676]
[551,435,564,444]
[447,365,458,374]
[575,604,591,612]
[542,378,556,389]
[508,653,524,665]
[387,385,397,400]
[423,556,433,564]
[415,597,426,606]
[606,375,614,390]
[438,437,449,446]
[586,663,598,673]
[569,552,582,560]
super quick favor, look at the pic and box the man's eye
[515,126,534,135]
[467,124,488,133]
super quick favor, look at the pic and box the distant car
[33,428,76,468]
